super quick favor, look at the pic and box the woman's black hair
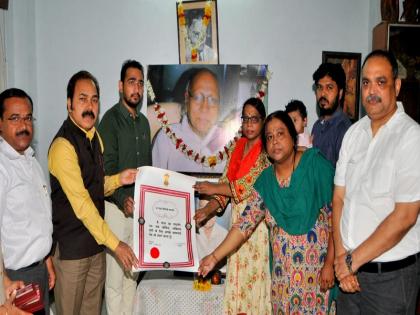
[241,97,266,120]
[261,110,298,152]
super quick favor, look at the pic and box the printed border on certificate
[137,185,194,269]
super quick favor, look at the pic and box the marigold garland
[147,70,272,168]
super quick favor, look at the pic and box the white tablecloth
[133,271,224,315]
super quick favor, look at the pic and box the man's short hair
[186,68,219,96]
[67,70,100,100]
[362,49,398,80]
[120,60,144,82]
[0,88,33,118]
[285,99,307,119]
[313,63,346,92]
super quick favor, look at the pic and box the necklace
[274,150,296,185]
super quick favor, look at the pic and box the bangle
[210,252,219,263]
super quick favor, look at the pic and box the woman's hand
[198,253,218,277]
[193,205,214,226]
[320,262,335,292]
[193,181,218,196]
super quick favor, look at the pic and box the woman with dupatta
[198,111,336,314]
[194,98,272,315]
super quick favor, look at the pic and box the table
[133,271,225,315]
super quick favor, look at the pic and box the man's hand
[193,181,218,196]
[320,262,335,292]
[45,256,56,290]
[119,168,138,186]
[123,196,134,217]
[114,241,139,271]
[339,274,360,293]
[334,252,353,281]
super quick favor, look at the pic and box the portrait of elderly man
[152,68,227,173]
[185,15,216,63]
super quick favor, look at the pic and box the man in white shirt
[0,88,54,314]
[332,50,420,314]
[152,68,226,173]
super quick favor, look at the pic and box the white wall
[4,0,381,174]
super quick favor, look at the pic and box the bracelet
[210,252,219,263]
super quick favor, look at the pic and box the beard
[318,94,340,117]
[124,94,142,109]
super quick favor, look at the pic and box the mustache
[366,94,382,103]
[16,130,30,137]
[82,111,95,119]
[318,97,329,105]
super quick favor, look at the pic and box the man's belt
[359,252,420,273]
[20,260,44,271]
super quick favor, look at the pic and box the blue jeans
[6,261,49,315]
[337,258,420,315]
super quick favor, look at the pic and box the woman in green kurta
[198,111,336,314]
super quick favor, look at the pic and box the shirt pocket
[368,159,395,196]
[345,152,364,189]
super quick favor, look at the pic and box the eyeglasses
[241,115,261,124]
[6,115,35,124]
[189,93,219,107]
[126,79,144,88]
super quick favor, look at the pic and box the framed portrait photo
[322,51,362,122]
[177,0,219,64]
[147,64,269,174]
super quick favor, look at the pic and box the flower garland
[178,1,212,62]
[147,70,272,168]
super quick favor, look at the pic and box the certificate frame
[133,167,199,272]
[138,185,195,269]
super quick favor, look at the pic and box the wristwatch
[345,250,354,274]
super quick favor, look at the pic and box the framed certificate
[133,166,199,272]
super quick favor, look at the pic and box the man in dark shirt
[98,60,152,315]
[311,63,352,166]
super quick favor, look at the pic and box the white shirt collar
[0,136,34,160]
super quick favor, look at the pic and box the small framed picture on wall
[322,51,361,122]
[177,0,219,64]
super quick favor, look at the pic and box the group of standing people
[0,49,419,315]
[197,49,420,315]
[0,60,150,314]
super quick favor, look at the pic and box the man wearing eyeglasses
[153,68,225,172]
[0,88,54,314]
